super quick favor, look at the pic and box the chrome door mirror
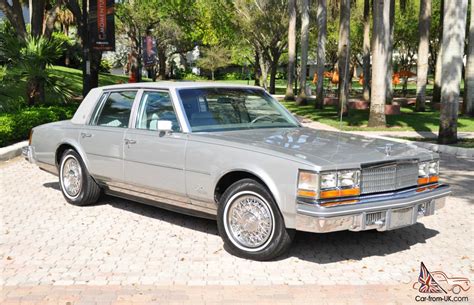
[157,120,173,134]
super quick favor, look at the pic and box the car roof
[100,81,263,91]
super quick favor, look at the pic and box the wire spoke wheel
[224,192,274,251]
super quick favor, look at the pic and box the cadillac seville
[23,82,451,260]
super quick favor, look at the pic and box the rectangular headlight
[320,172,337,189]
[338,170,360,188]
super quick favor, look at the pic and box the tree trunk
[464,0,474,117]
[0,0,27,39]
[438,0,468,144]
[315,0,327,109]
[385,0,395,104]
[362,0,371,102]
[30,0,45,38]
[258,49,270,91]
[337,0,350,115]
[269,59,278,94]
[254,50,261,86]
[368,0,389,127]
[90,51,102,89]
[157,47,167,80]
[415,0,432,112]
[285,0,297,100]
[433,0,444,104]
[296,0,310,105]
[211,70,215,81]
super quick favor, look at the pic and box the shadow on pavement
[285,225,439,264]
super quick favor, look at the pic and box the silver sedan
[23,82,451,260]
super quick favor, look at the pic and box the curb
[0,141,28,161]
[366,135,474,158]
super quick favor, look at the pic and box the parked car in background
[23,82,451,260]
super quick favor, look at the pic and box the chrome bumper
[295,184,451,233]
[22,145,36,164]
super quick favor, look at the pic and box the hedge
[0,106,77,147]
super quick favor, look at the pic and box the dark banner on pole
[142,36,157,67]
[89,0,115,51]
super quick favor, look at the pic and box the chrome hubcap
[226,194,273,249]
[62,157,82,197]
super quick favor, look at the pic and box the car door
[123,90,188,203]
[80,90,138,184]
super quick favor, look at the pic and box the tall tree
[315,0,327,109]
[235,0,288,94]
[464,0,474,117]
[285,0,297,100]
[296,0,310,105]
[415,0,432,112]
[385,0,394,104]
[338,0,351,115]
[432,0,444,104]
[362,0,371,102]
[368,0,390,127]
[438,0,468,144]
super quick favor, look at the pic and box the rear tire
[59,149,101,206]
[217,178,294,261]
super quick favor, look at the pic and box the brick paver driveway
[1,154,473,304]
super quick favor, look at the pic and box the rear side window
[93,91,136,128]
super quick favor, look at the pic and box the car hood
[203,127,435,170]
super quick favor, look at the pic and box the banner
[89,0,115,51]
[142,36,157,67]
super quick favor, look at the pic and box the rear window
[93,91,137,128]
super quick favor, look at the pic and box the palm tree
[337,0,350,115]
[433,0,444,104]
[385,0,394,104]
[464,0,474,117]
[285,0,297,100]
[368,0,390,127]
[315,0,327,109]
[415,0,432,112]
[438,0,468,144]
[362,0,371,102]
[296,0,310,105]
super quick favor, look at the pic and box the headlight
[418,160,439,185]
[297,169,360,199]
[418,162,429,177]
[338,170,360,188]
[320,172,337,189]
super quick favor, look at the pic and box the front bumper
[295,184,451,233]
[22,145,36,164]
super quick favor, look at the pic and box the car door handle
[124,139,136,145]
[81,132,92,138]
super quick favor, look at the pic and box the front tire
[59,149,101,206]
[217,179,294,261]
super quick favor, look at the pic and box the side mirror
[157,120,173,134]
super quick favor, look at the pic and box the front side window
[178,88,299,132]
[135,91,180,131]
[94,91,136,128]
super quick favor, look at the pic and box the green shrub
[182,73,208,81]
[0,105,77,147]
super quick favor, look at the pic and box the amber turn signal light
[320,188,360,199]
[418,176,438,185]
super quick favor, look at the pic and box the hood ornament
[384,144,393,156]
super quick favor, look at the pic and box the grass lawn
[280,100,474,132]
[4,66,472,133]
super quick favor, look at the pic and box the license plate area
[390,207,415,229]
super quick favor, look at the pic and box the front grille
[360,161,418,194]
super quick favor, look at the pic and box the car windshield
[178,88,300,132]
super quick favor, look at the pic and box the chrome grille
[361,161,418,194]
